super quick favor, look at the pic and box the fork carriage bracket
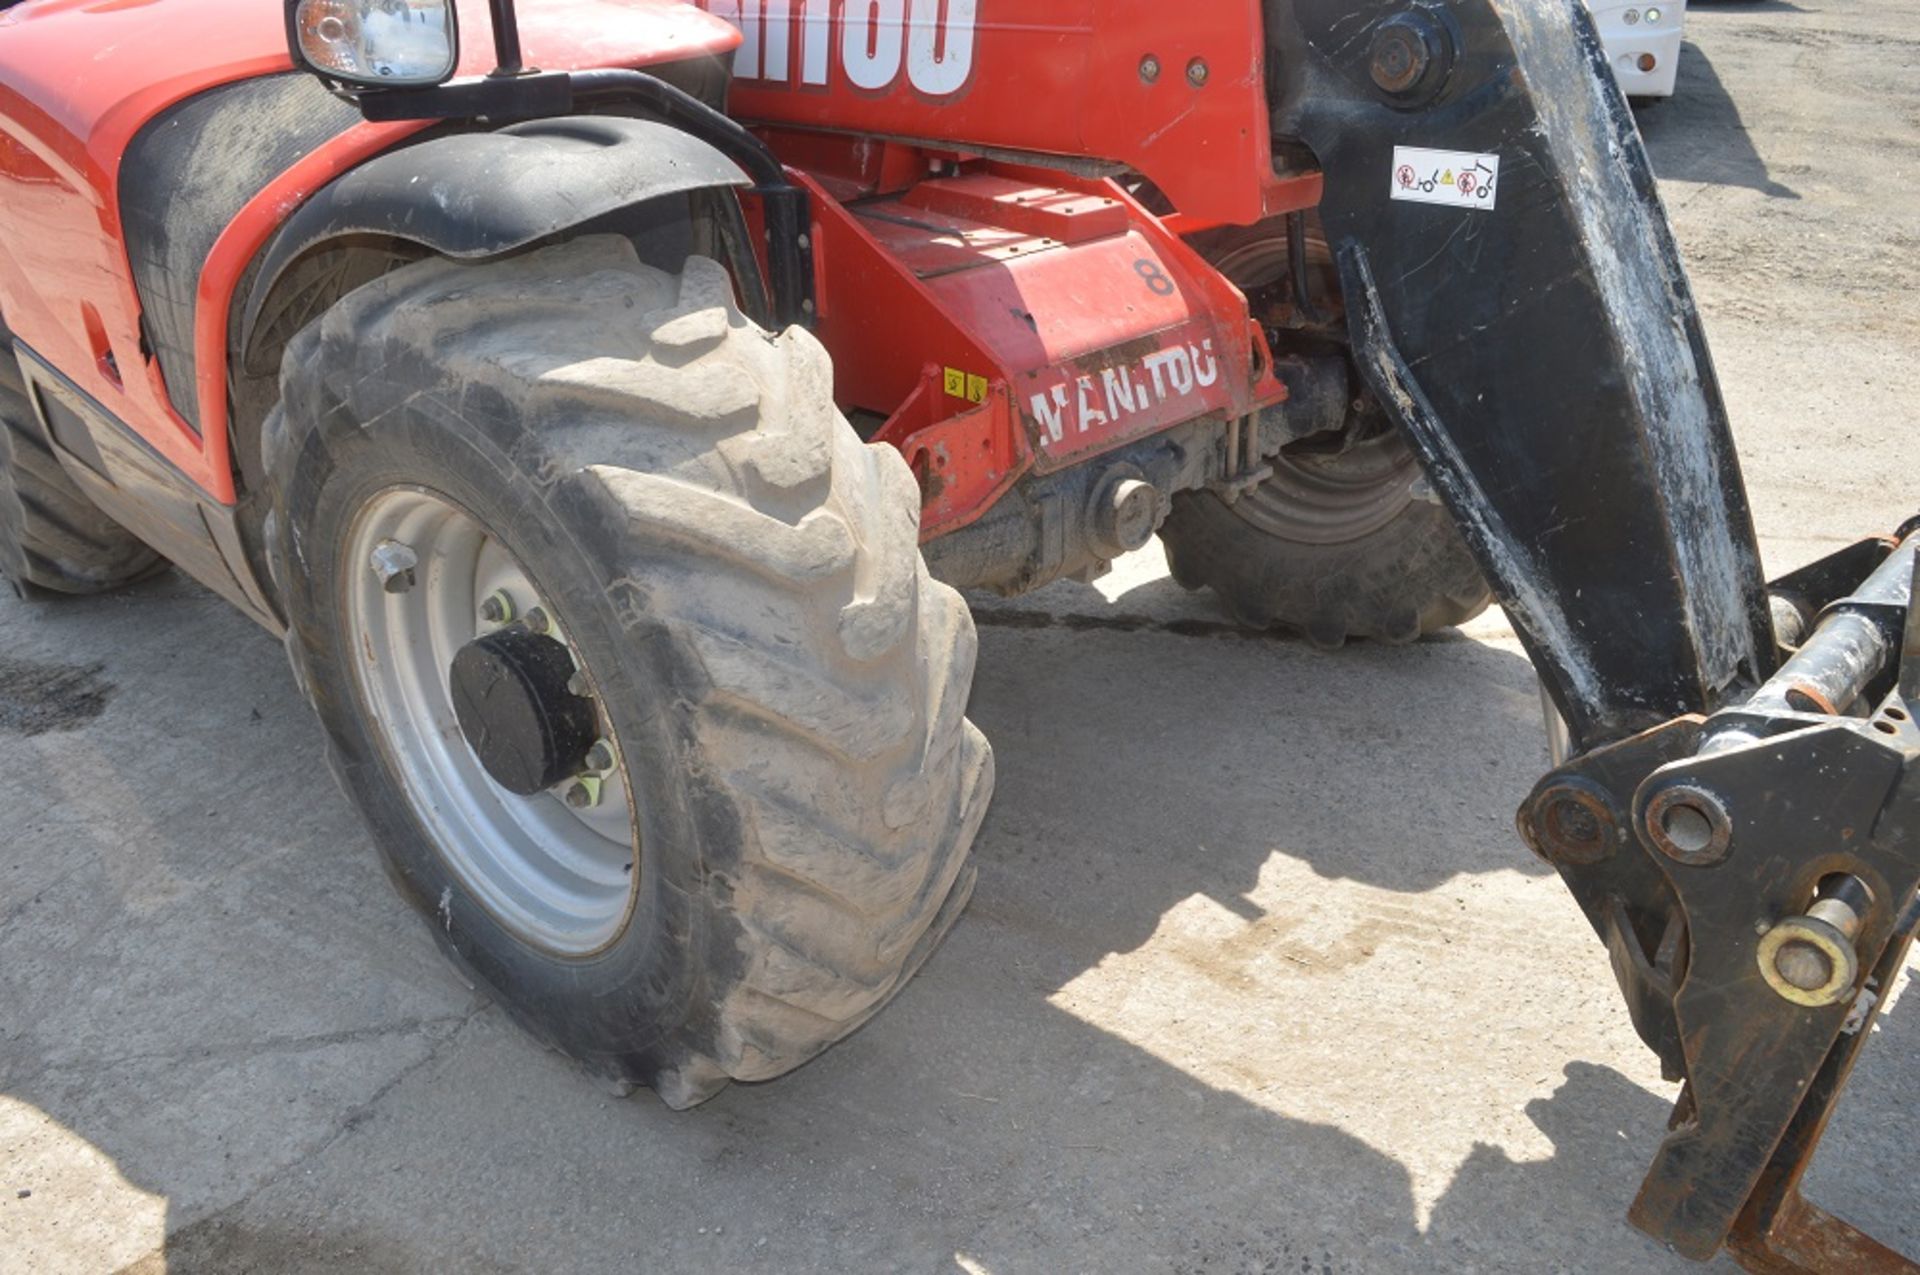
[1519,529,1920,1271]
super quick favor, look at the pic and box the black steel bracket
[1266,1,1918,1267]
[1519,532,1920,1271]
[1267,0,1774,755]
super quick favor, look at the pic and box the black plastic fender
[239,114,749,362]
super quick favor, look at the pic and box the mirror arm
[486,0,525,77]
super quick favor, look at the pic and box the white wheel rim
[343,486,637,956]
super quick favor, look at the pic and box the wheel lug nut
[566,671,590,698]
[523,606,551,634]
[369,540,419,594]
[584,740,616,773]
[479,589,516,625]
[563,777,603,810]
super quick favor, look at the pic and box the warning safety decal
[1390,147,1499,210]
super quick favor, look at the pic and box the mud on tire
[0,328,162,596]
[264,236,993,1106]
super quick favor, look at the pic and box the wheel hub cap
[449,627,598,796]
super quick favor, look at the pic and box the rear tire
[1159,222,1490,647]
[0,330,162,597]
[1162,437,1491,647]
[265,236,992,1106]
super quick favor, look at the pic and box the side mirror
[286,0,459,90]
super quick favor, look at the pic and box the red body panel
[0,0,740,501]
[684,2,1316,533]
[798,160,1283,536]
[698,0,1297,228]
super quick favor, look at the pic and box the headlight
[288,0,458,89]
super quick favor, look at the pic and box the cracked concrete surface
[3,3,1918,1271]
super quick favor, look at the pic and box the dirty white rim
[343,486,637,956]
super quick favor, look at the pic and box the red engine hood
[0,0,740,171]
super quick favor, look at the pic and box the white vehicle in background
[1587,0,1688,99]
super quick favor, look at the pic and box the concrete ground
[3,3,1917,1271]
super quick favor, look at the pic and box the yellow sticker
[1441,168,1454,185]
[944,368,989,403]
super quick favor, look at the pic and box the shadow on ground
[1639,40,1800,199]
[1692,1,1815,14]
[0,564,1738,1273]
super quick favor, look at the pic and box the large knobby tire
[1161,438,1491,647]
[0,331,162,596]
[1159,223,1489,647]
[264,236,992,1107]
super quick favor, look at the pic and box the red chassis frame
[0,0,1320,543]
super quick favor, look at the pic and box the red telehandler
[0,0,1912,1266]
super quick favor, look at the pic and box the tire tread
[265,237,989,1107]
[0,343,162,595]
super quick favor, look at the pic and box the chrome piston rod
[1708,530,1918,752]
